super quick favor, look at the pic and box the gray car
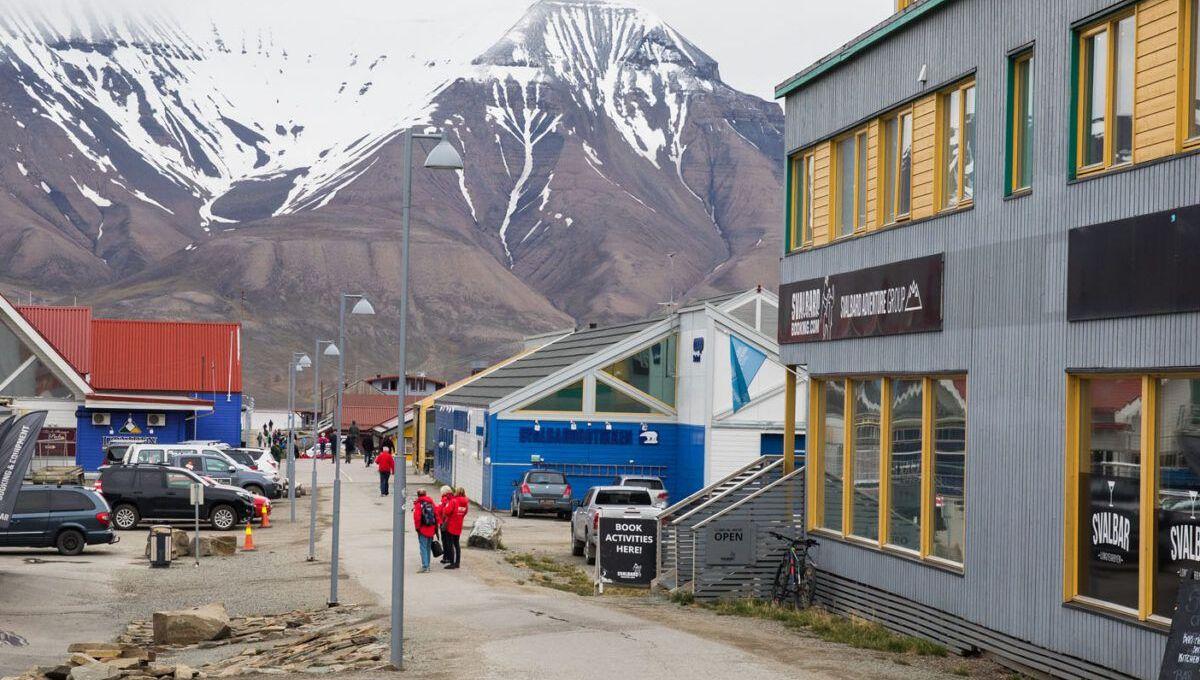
[0,485,117,555]
[510,470,573,519]
[173,453,281,498]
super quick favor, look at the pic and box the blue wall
[486,418,705,511]
[74,393,243,471]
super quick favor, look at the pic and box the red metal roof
[16,305,92,374]
[340,393,417,429]
[90,319,242,393]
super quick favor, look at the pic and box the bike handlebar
[768,530,818,547]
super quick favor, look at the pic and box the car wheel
[56,529,85,556]
[585,539,596,565]
[244,484,265,497]
[516,503,524,519]
[510,497,517,517]
[572,537,585,557]
[210,504,238,531]
[112,504,140,531]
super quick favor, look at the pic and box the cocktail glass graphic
[1190,490,1198,520]
[1107,480,1116,508]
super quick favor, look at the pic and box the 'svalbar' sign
[778,254,944,344]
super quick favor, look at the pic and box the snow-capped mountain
[0,0,783,401]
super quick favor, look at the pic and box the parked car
[196,475,272,523]
[0,485,117,555]
[614,474,669,509]
[510,470,573,519]
[570,486,659,564]
[226,448,278,475]
[95,464,256,531]
[122,444,282,498]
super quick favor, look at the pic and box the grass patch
[668,590,695,606]
[506,552,594,596]
[702,599,946,657]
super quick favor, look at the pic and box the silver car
[570,486,659,564]
[614,474,668,509]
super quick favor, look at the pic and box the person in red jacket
[375,446,395,496]
[437,485,454,564]
[442,487,469,569]
[412,489,439,572]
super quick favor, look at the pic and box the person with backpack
[443,486,469,569]
[376,446,395,496]
[412,489,440,573]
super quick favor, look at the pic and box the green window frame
[1006,48,1034,196]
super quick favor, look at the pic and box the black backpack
[420,501,437,528]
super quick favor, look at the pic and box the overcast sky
[637,0,893,100]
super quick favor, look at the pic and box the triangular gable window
[601,335,677,407]
[520,381,584,413]
[0,322,71,398]
[595,381,655,414]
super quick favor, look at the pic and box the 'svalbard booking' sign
[778,254,944,344]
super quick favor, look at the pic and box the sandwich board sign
[596,516,657,590]
[1159,576,1200,679]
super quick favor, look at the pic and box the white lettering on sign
[789,287,822,338]
[1171,524,1200,562]
[1092,512,1131,552]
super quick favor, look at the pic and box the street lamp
[330,293,375,606]
[287,352,311,522]
[391,127,464,670]
[308,339,339,562]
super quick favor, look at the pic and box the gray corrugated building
[775,0,1200,677]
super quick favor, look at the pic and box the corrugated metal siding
[90,319,242,393]
[779,1,1200,677]
[16,305,91,374]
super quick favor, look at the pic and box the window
[204,458,234,473]
[834,132,867,235]
[811,375,968,569]
[1007,49,1034,194]
[526,472,566,485]
[595,381,653,414]
[595,489,652,506]
[789,152,815,248]
[602,336,677,407]
[1077,12,1135,172]
[940,80,975,209]
[1187,0,1200,143]
[51,490,94,512]
[880,109,914,225]
[522,381,584,412]
[166,472,193,489]
[1066,372,1200,623]
[12,490,50,514]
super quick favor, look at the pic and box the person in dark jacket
[412,489,440,573]
[347,421,361,462]
[376,446,395,496]
[344,433,354,463]
[363,436,375,467]
[437,485,454,564]
[442,487,469,569]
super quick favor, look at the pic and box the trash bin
[149,525,173,568]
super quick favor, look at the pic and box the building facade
[776,0,1200,677]
[434,289,806,511]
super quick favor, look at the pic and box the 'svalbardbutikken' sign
[778,254,944,344]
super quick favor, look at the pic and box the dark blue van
[0,485,118,555]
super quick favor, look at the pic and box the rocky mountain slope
[0,0,783,403]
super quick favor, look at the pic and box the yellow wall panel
[910,95,937,219]
[866,121,880,229]
[811,142,832,244]
[1133,0,1179,163]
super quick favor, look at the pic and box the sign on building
[704,521,755,566]
[778,254,944,344]
[597,516,658,588]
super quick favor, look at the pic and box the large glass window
[882,116,897,225]
[897,112,913,218]
[851,379,882,541]
[523,381,584,412]
[835,137,856,236]
[602,335,677,406]
[822,380,846,532]
[1155,378,1200,618]
[595,381,653,414]
[0,322,71,399]
[932,378,967,563]
[790,152,815,248]
[1078,13,1135,172]
[940,81,975,209]
[1008,50,1034,194]
[889,379,924,551]
[881,110,913,225]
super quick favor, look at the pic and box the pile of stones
[0,642,195,680]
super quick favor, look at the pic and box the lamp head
[297,354,313,369]
[351,298,375,316]
[323,343,341,357]
[424,137,464,171]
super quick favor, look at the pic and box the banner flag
[0,411,48,529]
[730,336,767,413]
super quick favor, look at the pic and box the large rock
[467,515,502,550]
[143,529,191,559]
[197,535,237,557]
[152,603,231,645]
[68,663,122,680]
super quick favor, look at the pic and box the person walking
[437,485,454,564]
[443,486,468,570]
[318,433,328,457]
[363,437,375,467]
[412,489,439,573]
[376,446,395,496]
[343,433,354,464]
[348,421,361,462]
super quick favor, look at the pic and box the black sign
[1159,577,1200,679]
[778,254,944,344]
[0,412,49,529]
[1069,204,1200,322]
[597,516,657,587]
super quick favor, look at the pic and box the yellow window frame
[878,107,914,227]
[1075,11,1135,175]
[1009,50,1034,194]
[831,130,867,238]
[1180,0,1200,149]
[794,151,815,247]
[936,80,976,210]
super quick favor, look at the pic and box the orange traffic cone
[242,524,256,552]
[260,504,271,529]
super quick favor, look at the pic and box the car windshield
[595,490,652,505]
[527,472,566,485]
[621,478,664,490]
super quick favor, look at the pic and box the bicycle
[768,530,819,609]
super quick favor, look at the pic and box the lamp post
[309,339,339,562]
[287,352,312,522]
[329,293,375,606]
[390,127,464,670]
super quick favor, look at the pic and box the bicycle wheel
[771,558,790,605]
